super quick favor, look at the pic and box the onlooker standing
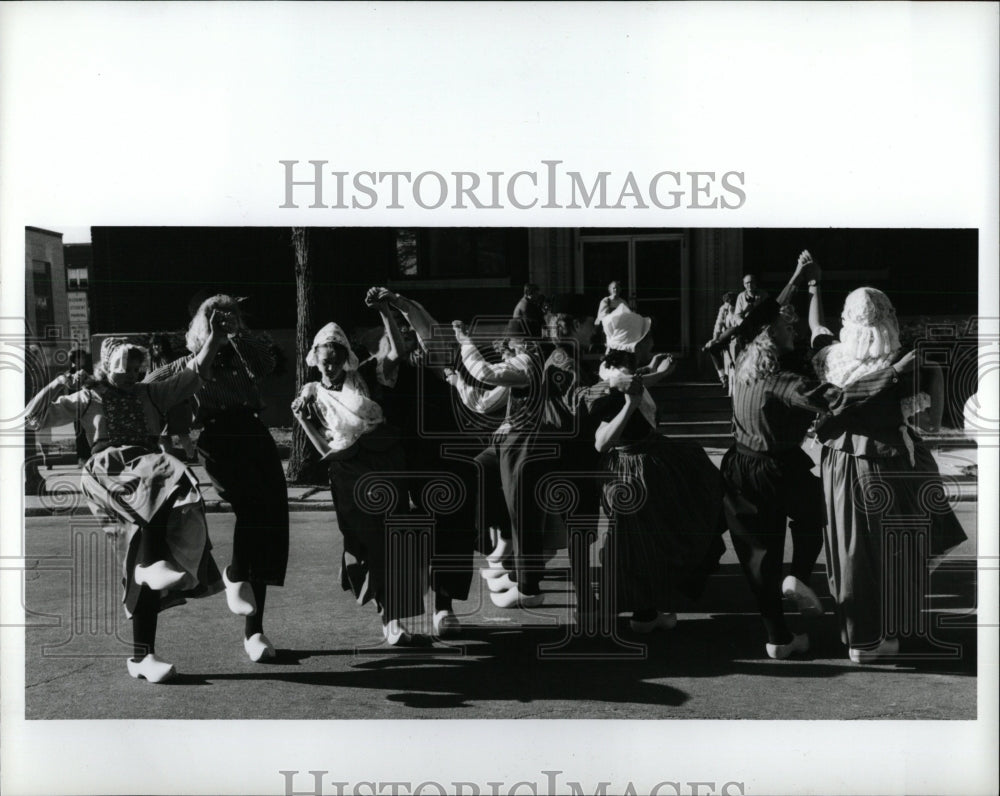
[513,283,546,331]
[703,291,738,391]
[731,274,770,361]
[596,280,630,326]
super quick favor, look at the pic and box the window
[392,228,525,281]
[30,260,54,331]
[67,267,89,289]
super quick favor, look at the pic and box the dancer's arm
[594,381,643,453]
[775,250,816,307]
[146,311,229,411]
[452,322,530,388]
[381,289,440,348]
[24,371,91,431]
[366,287,407,384]
[446,366,510,415]
[635,353,677,386]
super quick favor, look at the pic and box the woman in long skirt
[808,277,967,662]
[292,319,426,646]
[25,331,227,682]
[592,309,726,632]
[146,296,289,663]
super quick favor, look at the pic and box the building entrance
[578,233,689,354]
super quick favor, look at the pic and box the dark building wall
[741,228,978,318]
[90,226,533,338]
[90,227,301,332]
[89,226,533,426]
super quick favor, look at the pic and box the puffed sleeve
[24,378,91,430]
[143,365,203,416]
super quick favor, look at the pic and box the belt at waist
[90,438,157,455]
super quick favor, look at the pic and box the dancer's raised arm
[379,289,440,348]
[365,287,408,384]
[452,321,531,388]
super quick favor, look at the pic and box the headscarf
[602,307,652,353]
[306,322,360,372]
[99,337,147,377]
[817,288,901,389]
[302,322,382,452]
[814,288,920,465]
[839,287,901,360]
[599,308,658,429]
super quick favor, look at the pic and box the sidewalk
[23,442,979,518]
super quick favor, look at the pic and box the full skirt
[601,434,727,612]
[81,445,222,616]
[821,442,967,648]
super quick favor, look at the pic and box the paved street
[20,500,978,721]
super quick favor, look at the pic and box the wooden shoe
[486,573,517,593]
[127,653,176,683]
[781,575,824,616]
[243,632,275,662]
[490,588,544,609]
[222,568,257,616]
[134,560,185,591]
[383,619,432,647]
[486,538,511,567]
[433,610,460,638]
[849,637,899,664]
[629,611,678,633]
[766,632,810,660]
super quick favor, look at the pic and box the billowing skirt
[81,445,222,616]
[821,442,967,648]
[600,434,727,612]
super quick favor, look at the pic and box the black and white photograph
[1,4,997,796]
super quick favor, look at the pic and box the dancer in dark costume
[293,316,427,645]
[593,309,727,632]
[146,296,288,663]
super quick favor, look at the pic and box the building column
[528,228,576,297]
[690,229,743,378]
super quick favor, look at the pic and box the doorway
[578,233,689,353]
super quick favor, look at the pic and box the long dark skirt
[328,428,424,622]
[821,442,967,649]
[601,434,727,613]
[402,436,477,602]
[81,444,222,616]
[197,411,289,586]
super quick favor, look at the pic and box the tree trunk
[286,228,323,484]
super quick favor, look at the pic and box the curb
[24,500,337,519]
[24,483,979,518]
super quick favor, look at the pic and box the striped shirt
[144,334,275,423]
[731,369,838,452]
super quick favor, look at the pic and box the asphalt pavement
[20,498,979,720]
